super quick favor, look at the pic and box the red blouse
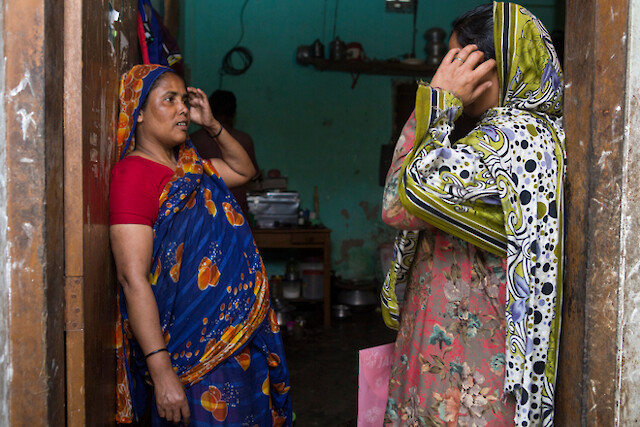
[109,156,175,226]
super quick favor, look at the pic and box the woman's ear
[137,110,144,124]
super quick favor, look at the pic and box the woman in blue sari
[111,64,292,426]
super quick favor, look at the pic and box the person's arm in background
[187,87,256,187]
[382,111,436,230]
[110,224,190,425]
[243,133,261,181]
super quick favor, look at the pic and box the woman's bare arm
[110,224,190,424]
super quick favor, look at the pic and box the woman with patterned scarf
[381,3,564,426]
[110,64,292,426]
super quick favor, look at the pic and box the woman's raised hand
[187,87,217,129]
[429,44,497,107]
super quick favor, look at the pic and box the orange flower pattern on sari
[197,257,221,290]
[203,188,217,217]
[273,410,287,427]
[202,158,220,178]
[269,309,280,333]
[201,386,228,421]
[223,202,245,227]
[169,243,184,283]
[234,347,251,371]
[266,352,281,368]
[272,382,291,395]
[149,259,161,285]
[115,298,134,423]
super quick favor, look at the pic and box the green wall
[175,0,563,280]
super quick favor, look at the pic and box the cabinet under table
[251,227,332,327]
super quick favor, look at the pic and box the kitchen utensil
[337,289,377,307]
[329,37,347,61]
[296,45,311,61]
[311,39,325,58]
[282,277,302,299]
[346,42,365,61]
[424,27,447,66]
[272,298,295,326]
[332,304,351,318]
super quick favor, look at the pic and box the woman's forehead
[152,72,186,94]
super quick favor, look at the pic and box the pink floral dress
[384,226,515,426]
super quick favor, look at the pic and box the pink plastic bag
[358,342,394,426]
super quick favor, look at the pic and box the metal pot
[276,310,293,326]
[332,304,351,318]
[337,289,377,307]
[272,298,295,326]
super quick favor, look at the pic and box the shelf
[297,57,437,77]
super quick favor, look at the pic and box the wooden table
[252,227,332,327]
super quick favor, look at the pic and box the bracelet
[144,347,169,359]
[211,126,223,139]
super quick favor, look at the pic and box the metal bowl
[331,304,351,318]
[337,289,377,307]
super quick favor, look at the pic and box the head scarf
[116,64,174,161]
[495,2,563,115]
[383,3,564,426]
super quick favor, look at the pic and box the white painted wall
[0,1,10,423]
[618,0,640,424]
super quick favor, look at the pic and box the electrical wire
[322,0,328,43]
[218,0,253,88]
[412,0,419,57]
[333,0,340,39]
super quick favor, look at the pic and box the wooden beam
[4,0,65,424]
[557,0,629,425]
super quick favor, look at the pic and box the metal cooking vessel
[332,304,351,318]
[337,289,377,307]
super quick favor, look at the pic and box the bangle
[211,126,223,139]
[144,347,169,360]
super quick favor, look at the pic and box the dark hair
[451,4,495,60]
[208,90,237,118]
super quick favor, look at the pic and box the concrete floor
[281,302,397,426]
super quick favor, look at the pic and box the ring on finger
[454,57,465,63]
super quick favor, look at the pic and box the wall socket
[385,0,416,13]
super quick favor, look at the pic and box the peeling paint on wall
[618,1,640,422]
[15,109,36,140]
[359,201,380,221]
[337,239,364,266]
[0,4,10,423]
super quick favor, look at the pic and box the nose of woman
[178,98,189,116]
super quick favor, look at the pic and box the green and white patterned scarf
[381,3,564,426]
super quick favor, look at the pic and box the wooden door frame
[63,0,138,425]
[556,0,629,424]
[52,0,633,424]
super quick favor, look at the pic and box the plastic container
[282,279,301,299]
[301,258,324,300]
